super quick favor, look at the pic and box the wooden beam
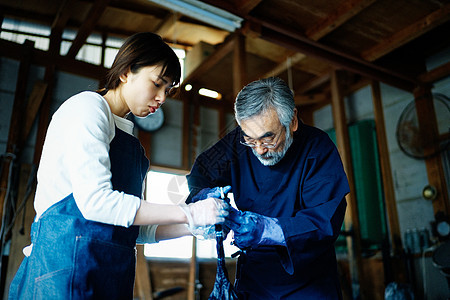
[294,93,328,106]
[134,245,153,300]
[362,3,450,61]
[257,22,418,92]
[331,70,367,299]
[187,237,197,300]
[234,0,263,15]
[0,39,107,80]
[66,0,111,59]
[296,73,331,94]
[182,34,236,87]
[418,61,450,84]
[370,82,402,251]
[261,52,306,79]
[20,81,48,148]
[0,40,34,242]
[33,65,55,164]
[49,0,75,56]
[233,33,247,98]
[414,86,450,217]
[155,12,181,36]
[306,0,376,41]
[3,164,36,300]
[182,92,192,170]
[5,40,34,154]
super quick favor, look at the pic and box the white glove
[179,197,229,229]
[188,225,217,240]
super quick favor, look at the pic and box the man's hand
[225,207,286,249]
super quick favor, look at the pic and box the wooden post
[33,65,55,164]
[134,245,153,300]
[0,40,34,233]
[233,33,247,98]
[182,90,192,170]
[413,86,450,216]
[3,165,36,300]
[187,236,198,300]
[330,70,366,299]
[371,80,407,283]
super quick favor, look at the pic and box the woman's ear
[119,68,131,83]
[119,73,128,83]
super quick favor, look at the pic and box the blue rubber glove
[225,207,286,249]
[191,186,232,202]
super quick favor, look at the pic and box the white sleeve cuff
[137,225,159,244]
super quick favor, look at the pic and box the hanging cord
[0,152,17,283]
[0,158,37,260]
[0,153,17,252]
[4,163,37,237]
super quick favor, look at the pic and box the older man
[187,77,349,299]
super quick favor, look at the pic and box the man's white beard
[252,130,293,166]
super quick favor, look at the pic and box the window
[1,18,187,71]
[144,170,238,259]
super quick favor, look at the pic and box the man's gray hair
[234,77,295,128]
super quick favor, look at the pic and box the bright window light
[199,88,222,100]
[144,170,238,259]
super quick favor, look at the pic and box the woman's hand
[181,198,230,227]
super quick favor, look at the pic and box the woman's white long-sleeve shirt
[34,91,157,243]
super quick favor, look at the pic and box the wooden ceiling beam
[181,33,237,87]
[418,61,450,84]
[0,38,107,80]
[0,5,54,24]
[361,3,450,61]
[66,0,110,59]
[296,73,331,94]
[234,0,263,15]
[155,12,181,36]
[295,93,328,106]
[254,19,418,91]
[261,52,306,79]
[49,0,75,56]
[306,0,376,41]
[248,0,370,80]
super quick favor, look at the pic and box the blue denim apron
[9,126,149,299]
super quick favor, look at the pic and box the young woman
[9,32,228,299]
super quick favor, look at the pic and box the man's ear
[292,108,299,132]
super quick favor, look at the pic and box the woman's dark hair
[101,32,181,93]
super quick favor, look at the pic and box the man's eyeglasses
[240,126,285,149]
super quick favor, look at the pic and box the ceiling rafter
[49,0,75,55]
[0,38,107,79]
[155,12,181,36]
[233,0,263,15]
[261,52,306,78]
[361,3,450,61]
[295,92,328,106]
[182,32,237,87]
[305,0,376,41]
[0,5,54,24]
[66,0,111,59]
[245,0,376,84]
[250,17,418,91]
[296,73,331,94]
